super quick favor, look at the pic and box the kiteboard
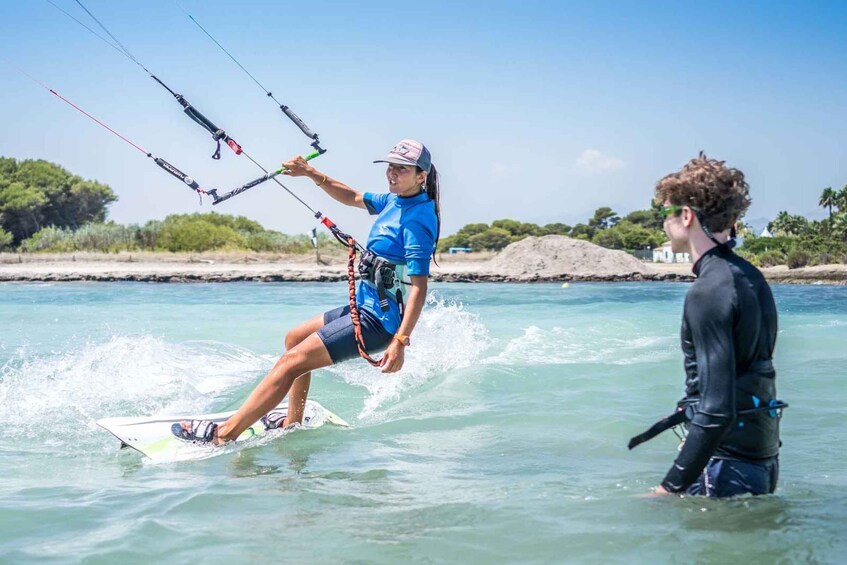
[97,399,349,462]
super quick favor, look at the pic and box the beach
[1,250,845,284]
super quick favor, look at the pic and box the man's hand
[639,485,672,498]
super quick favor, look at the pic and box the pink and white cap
[373,139,431,173]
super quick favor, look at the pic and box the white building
[652,241,691,263]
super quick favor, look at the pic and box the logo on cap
[391,142,418,158]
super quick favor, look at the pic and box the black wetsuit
[661,245,781,494]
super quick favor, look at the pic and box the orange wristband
[393,333,410,347]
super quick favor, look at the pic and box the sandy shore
[1,251,845,284]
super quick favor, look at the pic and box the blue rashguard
[358,191,438,334]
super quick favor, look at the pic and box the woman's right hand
[281,156,313,177]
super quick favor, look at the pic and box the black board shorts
[317,305,393,363]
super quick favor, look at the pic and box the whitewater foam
[0,336,270,454]
[327,292,491,421]
[486,324,676,366]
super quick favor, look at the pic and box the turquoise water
[1,281,845,564]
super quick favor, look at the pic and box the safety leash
[346,238,382,367]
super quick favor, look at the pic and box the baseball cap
[373,139,431,173]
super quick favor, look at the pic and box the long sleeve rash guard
[661,245,781,493]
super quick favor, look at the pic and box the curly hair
[655,152,751,232]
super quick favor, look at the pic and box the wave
[485,324,677,366]
[327,292,492,421]
[0,336,270,455]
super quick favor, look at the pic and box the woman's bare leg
[214,332,332,442]
[282,314,325,426]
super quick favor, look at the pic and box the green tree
[0,181,49,242]
[570,223,593,240]
[820,187,838,222]
[833,213,847,240]
[0,226,12,250]
[591,220,665,250]
[624,208,662,230]
[436,234,462,252]
[770,211,809,237]
[447,223,490,247]
[491,219,542,238]
[63,180,117,227]
[0,157,17,179]
[588,207,620,230]
[468,227,513,251]
[541,222,572,236]
[0,158,117,244]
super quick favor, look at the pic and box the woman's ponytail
[423,164,441,262]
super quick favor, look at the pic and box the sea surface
[1,281,845,564]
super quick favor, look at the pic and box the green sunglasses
[659,204,702,219]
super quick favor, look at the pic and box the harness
[358,250,407,315]
[627,397,788,450]
[628,359,788,453]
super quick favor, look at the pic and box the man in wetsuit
[643,152,784,498]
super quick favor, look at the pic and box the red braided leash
[346,237,381,366]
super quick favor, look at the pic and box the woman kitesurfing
[172,140,441,443]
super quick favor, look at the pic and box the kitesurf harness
[628,395,788,451]
[358,250,407,314]
[317,220,400,368]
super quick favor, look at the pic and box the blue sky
[1,0,845,238]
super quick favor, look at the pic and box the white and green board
[97,399,349,462]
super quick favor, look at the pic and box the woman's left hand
[379,340,405,373]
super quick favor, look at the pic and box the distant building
[759,227,774,238]
[448,247,474,254]
[652,241,691,263]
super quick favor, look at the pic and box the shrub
[0,227,12,250]
[786,248,810,269]
[245,231,313,253]
[757,250,786,267]
[72,222,136,252]
[810,252,834,266]
[136,221,162,250]
[19,226,74,252]
[157,219,243,252]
